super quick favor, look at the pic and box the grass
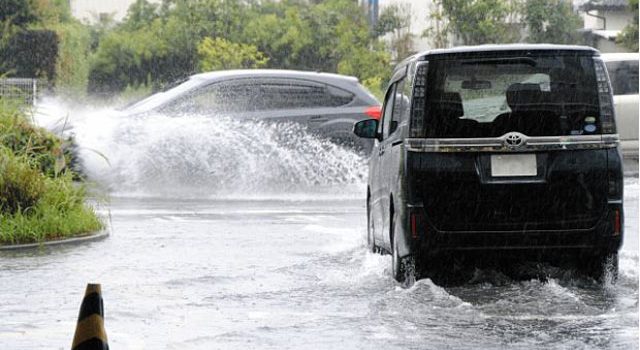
[0,101,103,245]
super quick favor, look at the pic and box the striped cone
[71,284,108,350]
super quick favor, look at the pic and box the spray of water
[35,98,368,199]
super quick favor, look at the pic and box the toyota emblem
[504,132,525,148]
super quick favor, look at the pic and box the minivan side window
[390,78,406,135]
[401,75,412,122]
[380,84,397,139]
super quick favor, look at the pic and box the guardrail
[0,78,37,106]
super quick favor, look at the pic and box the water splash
[35,98,368,199]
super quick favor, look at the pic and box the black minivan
[353,45,623,282]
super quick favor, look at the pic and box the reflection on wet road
[0,179,637,349]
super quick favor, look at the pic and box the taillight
[594,58,616,134]
[410,61,428,137]
[410,213,417,238]
[409,209,424,239]
[364,106,381,120]
[614,209,621,236]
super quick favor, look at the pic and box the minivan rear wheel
[390,210,415,284]
[584,252,619,282]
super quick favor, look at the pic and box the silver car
[124,69,382,154]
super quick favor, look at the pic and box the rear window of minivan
[421,54,601,138]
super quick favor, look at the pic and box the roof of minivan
[398,44,599,68]
[191,69,359,84]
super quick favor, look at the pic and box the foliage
[428,0,586,47]
[0,30,58,81]
[0,103,68,177]
[0,147,45,214]
[198,37,268,71]
[0,165,103,244]
[87,1,203,93]
[0,0,92,93]
[0,0,37,27]
[50,21,92,95]
[423,2,451,48]
[374,4,409,37]
[374,4,414,62]
[88,0,391,95]
[434,0,520,45]
[122,0,159,31]
[0,107,102,245]
[31,0,73,24]
[617,0,639,51]
[523,0,583,44]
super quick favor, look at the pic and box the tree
[122,0,159,31]
[431,0,520,45]
[87,0,391,96]
[617,0,639,51]
[523,0,583,44]
[197,37,268,71]
[374,4,414,62]
[423,2,450,49]
[0,0,37,28]
[1,30,58,81]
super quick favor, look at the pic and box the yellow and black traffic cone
[71,283,108,350]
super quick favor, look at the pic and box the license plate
[491,154,537,177]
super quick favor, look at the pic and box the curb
[0,229,110,251]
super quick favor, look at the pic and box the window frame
[380,83,397,140]
[389,78,406,136]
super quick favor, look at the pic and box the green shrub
[0,29,59,82]
[0,171,103,244]
[0,147,45,214]
[0,105,103,245]
[0,105,68,177]
[51,21,92,96]
[198,37,268,71]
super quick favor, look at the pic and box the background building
[578,0,634,52]
[363,0,636,56]
[69,0,159,23]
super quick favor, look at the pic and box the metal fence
[0,78,37,106]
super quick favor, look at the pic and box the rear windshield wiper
[462,57,538,66]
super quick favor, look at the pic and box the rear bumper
[411,203,623,256]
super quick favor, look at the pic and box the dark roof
[393,44,599,72]
[412,44,598,60]
[581,0,629,11]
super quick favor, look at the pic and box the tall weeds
[0,102,102,244]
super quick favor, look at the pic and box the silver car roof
[191,69,360,86]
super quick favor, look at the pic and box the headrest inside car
[431,91,464,118]
[506,83,547,111]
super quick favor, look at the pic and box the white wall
[596,37,630,53]
[582,9,634,31]
[70,0,160,23]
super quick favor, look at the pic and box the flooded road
[1,101,637,349]
[0,179,637,349]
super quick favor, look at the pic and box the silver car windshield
[124,78,205,114]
